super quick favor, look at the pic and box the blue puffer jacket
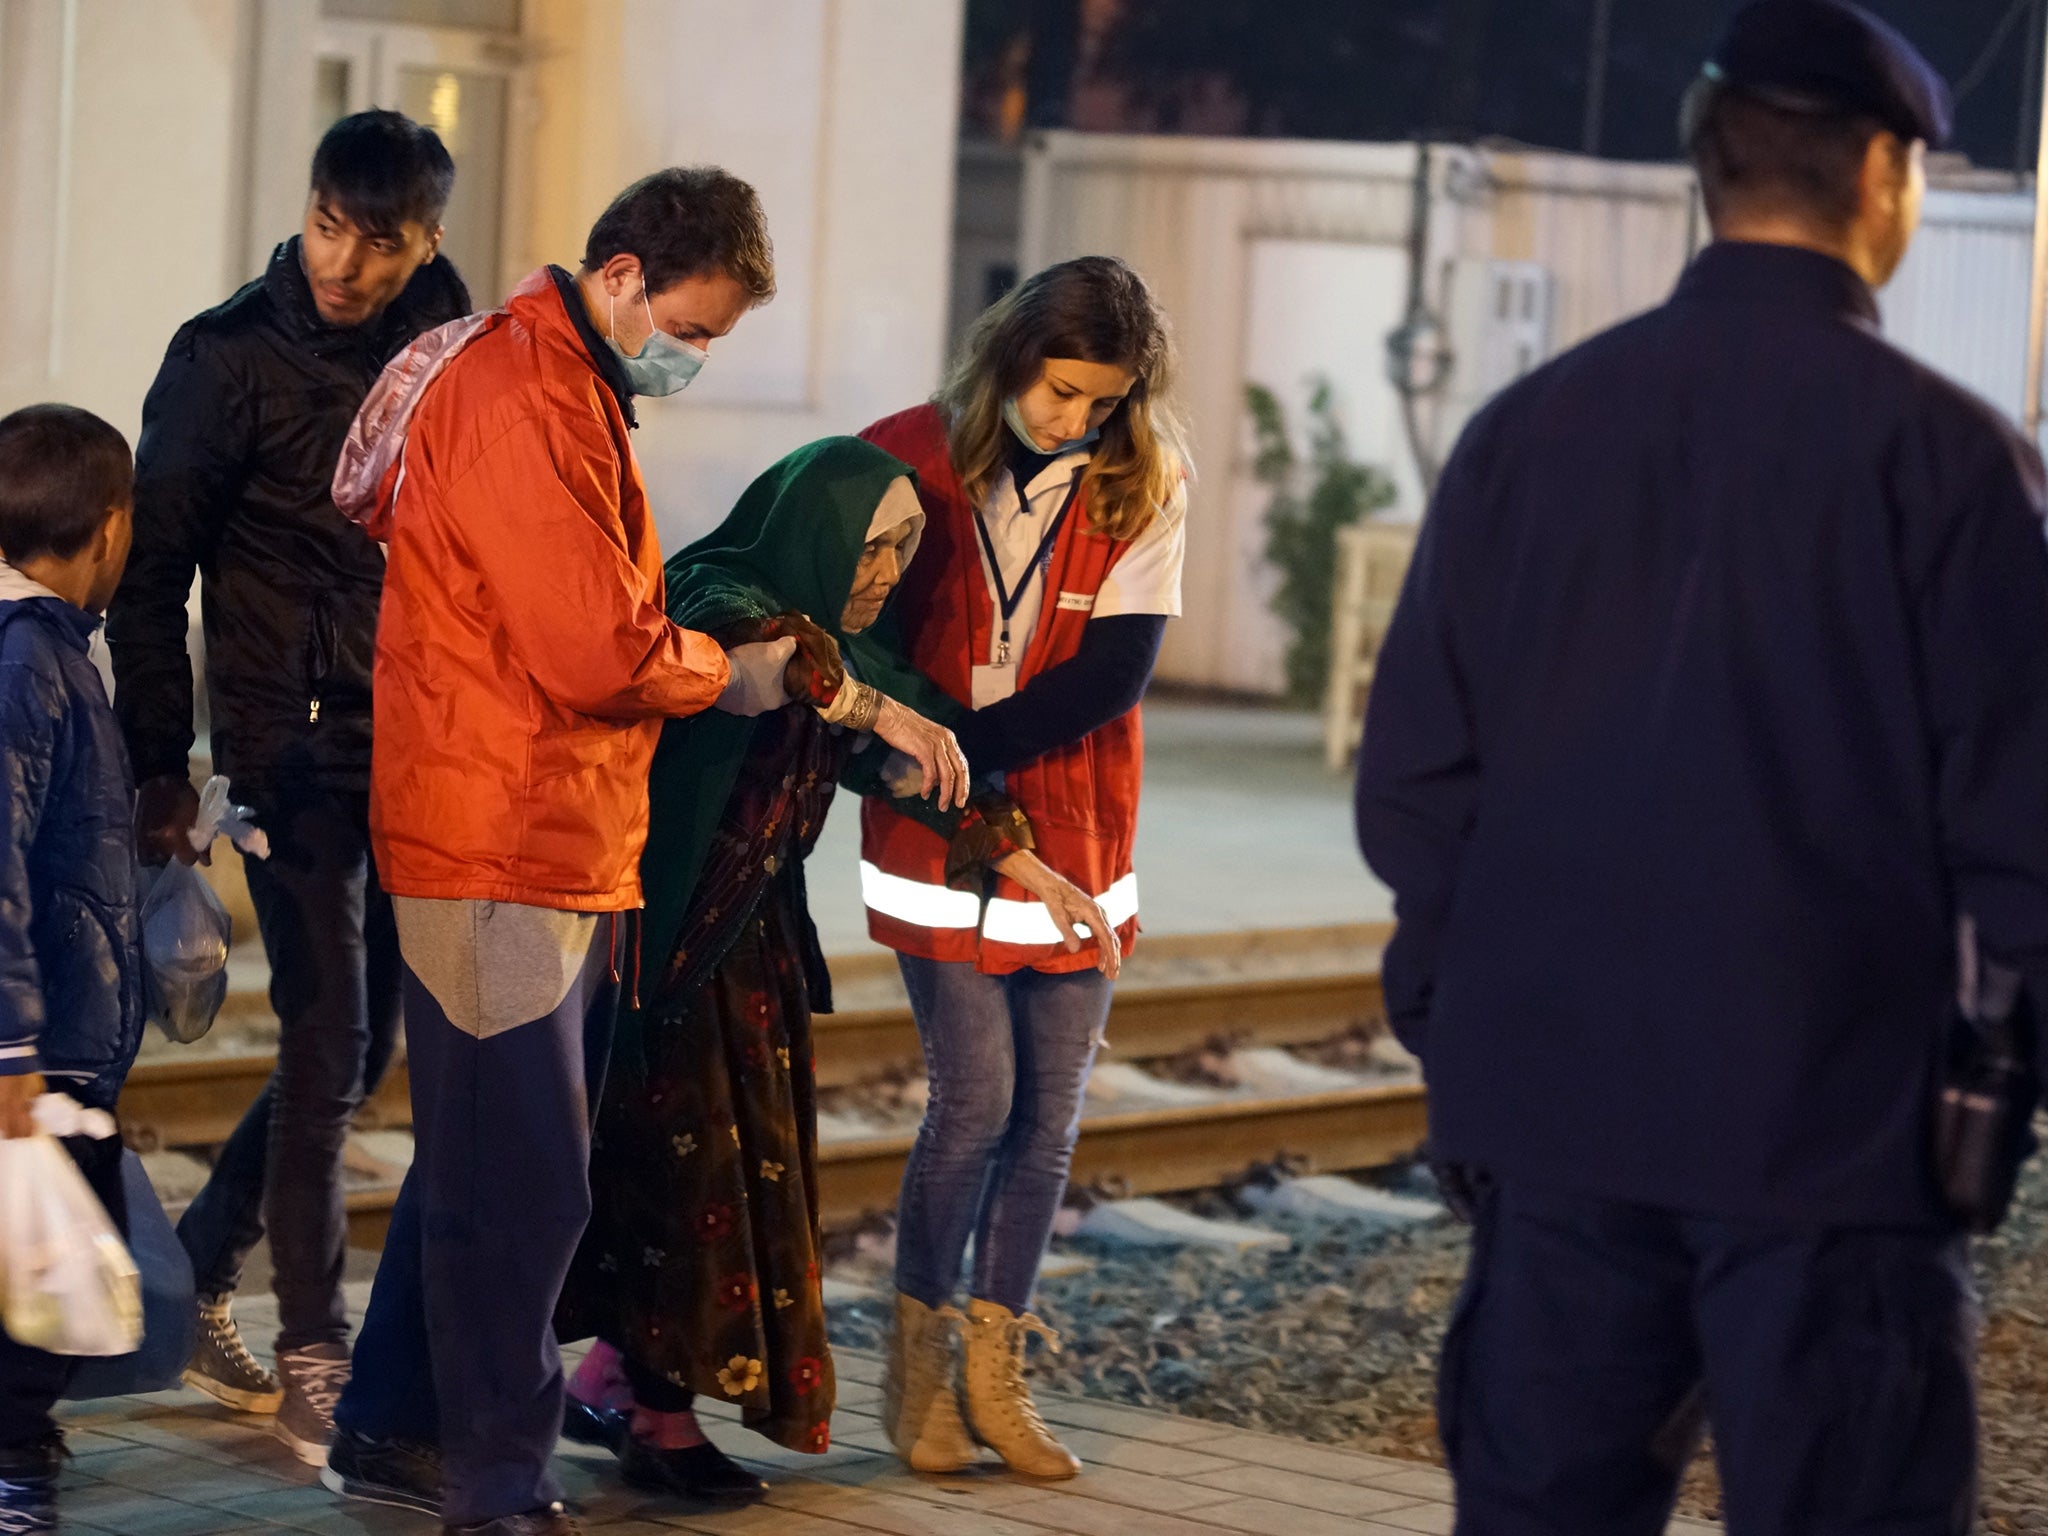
[0,569,144,1111]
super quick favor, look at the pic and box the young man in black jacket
[106,110,470,1467]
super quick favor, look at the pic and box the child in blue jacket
[0,404,142,1533]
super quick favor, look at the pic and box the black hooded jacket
[108,237,472,795]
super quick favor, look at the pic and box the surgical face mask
[609,286,707,397]
[1003,396,1097,456]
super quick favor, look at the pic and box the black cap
[1704,0,1953,148]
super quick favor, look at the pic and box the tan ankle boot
[882,1293,978,1473]
[961,1298,1081,1479]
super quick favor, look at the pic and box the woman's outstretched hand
[994,850,1123,979]
[873,697,971,812]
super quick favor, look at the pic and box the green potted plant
[1246,377,1399,705]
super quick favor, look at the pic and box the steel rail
[336,1078,1428,1249]
[121,923,1406,1250]
[120,962,1386,1148]
[810,1079,1428,1228]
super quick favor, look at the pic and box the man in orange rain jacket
[319,169,797,1536]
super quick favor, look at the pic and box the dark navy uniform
[1355,4,2048,1531]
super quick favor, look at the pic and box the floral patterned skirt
[557,887,833,1452]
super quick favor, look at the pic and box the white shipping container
[1015,129,2040,693]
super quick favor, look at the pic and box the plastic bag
[140,775,269,1044]
[0,1096,141,1356]
[189,776,270,863]
[64,1150,194,1398]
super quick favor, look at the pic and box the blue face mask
[608,286,707,397]
[1002,396,1097,456]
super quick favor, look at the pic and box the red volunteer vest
[858,404,1145,975]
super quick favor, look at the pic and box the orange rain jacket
[333,267,729,911]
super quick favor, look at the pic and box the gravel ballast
[832,1154,2048,1530]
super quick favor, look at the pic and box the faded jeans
[893,956,1110,1313]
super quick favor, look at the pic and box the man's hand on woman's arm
[713,637,800,717]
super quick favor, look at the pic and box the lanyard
[974,469,1084,667]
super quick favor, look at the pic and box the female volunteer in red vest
[860,256,1188,1480]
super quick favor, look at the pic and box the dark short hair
[310,110,456,238]
[1683,78,1888,232]
[581,167,776,304]
[0,405,132,564]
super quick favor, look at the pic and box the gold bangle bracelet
[842,680,881,733]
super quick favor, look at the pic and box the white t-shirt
[973,449,1187,673]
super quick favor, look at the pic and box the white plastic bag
[188,776,270,863]
[140,775,269,1044]
[0,1095,141,1356]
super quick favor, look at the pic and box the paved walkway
[51,1290,1720,1536]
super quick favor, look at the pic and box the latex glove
[715,637,799,717]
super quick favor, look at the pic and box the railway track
[124,924,1419,1246]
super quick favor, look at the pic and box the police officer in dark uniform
[1356,3,2048,1532]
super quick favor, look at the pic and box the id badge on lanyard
[974,470,1083,709]
[971,663,1017,707]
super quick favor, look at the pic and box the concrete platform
[49,1285,1719,1536]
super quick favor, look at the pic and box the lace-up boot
[882,1293,977,1472]
[961,1299,1080,1479]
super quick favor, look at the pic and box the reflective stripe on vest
[860,862,1140,946]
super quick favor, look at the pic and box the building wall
[0,0,257,431]
[1881,188,2035,424]
[1020,131,1422,693]
[0,0,966,558]
[1019,128,2043,694]
[523,0,967,550]
[949,139,1024,357]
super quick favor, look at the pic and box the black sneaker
[183,1292,284,1414]
[273,1342,350,1466]
[320,1427,443,1516]
[561,1397,628,1453]
[444,1503,581,1534]
[0,1434,63,1534]
[618,1436,767,1505]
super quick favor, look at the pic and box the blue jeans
[893,956,1109,1313]
[335,920,617,1526]
[175,789,402,1351]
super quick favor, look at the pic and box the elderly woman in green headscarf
[553,437,1115,1505]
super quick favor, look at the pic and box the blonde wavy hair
[938,256,1190,542]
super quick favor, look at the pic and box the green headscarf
[634,436,958,1014]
